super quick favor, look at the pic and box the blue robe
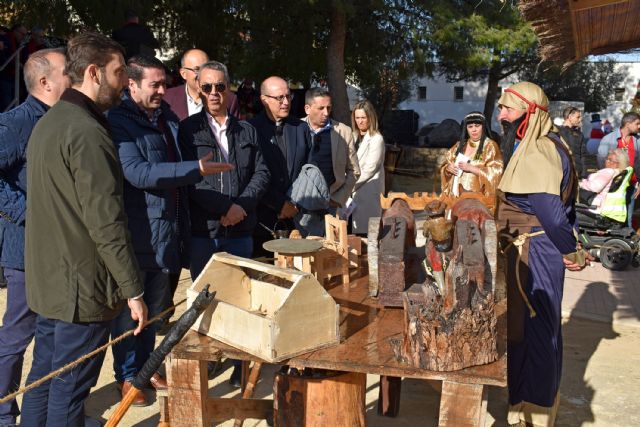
[504,142,577,409]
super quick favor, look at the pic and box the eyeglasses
[200,82,227,94]
[182,67,200,74]
[264,94,293,103]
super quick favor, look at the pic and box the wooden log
[399,199,498,371]
[273,371,366,427]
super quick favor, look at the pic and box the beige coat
[304,117,360,207]
[352,132,385,234]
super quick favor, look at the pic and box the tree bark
[326,0,351,125]
[483,63,501,129]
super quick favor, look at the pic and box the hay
[519,0,576,65]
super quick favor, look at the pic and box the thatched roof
[519,0,640,66]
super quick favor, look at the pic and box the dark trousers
[0,269,35,424]
[21,315,110,427]
[111,270,169,383]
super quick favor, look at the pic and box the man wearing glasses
[304,87,360,211]
[178,60,269,387]
[249,76,311,257]
[164,49,239,121]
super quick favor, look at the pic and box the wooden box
[187,252,340,362]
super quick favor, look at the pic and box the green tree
[430,0,538,121]
[521,60,626,112]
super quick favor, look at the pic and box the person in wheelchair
[577,148,632,227]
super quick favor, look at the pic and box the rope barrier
[0,297,188,405]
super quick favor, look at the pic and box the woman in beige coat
[350,100,385,235]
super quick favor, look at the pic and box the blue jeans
[21,316,109,427]
[189,236,253,280]
[0,269,35,425]
[111,270,169,383]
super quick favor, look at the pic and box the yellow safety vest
[600,166,633,223]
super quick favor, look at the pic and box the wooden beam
[568,0,627,12]
[438,381,487,427]
[207,397,273,422]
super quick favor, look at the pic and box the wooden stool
[262,238,322,273]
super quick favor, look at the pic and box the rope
[0,297,188,405]
[500,231,546,318]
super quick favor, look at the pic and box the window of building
[454,86,464,101]
[614,87,625,102]
[418,86,427,100]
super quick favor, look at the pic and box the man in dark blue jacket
[107,55,232,406]
[0,48,69,427]
[249,76,310,258]
[178,61,269,386]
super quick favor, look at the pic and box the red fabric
[503,88,549,139]
[590,128,604,139]
[617,135,637,184]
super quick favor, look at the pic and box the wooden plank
[568,0,627,12]
[367,217,381,296]
[208,302,274,359]
[167,356,208,427]
[438,381,486,427]
[212,252,308,282]
[249,279,289,315]
[272,275,340,360]
[207,397,273,421]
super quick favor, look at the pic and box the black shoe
[229,365,242,388]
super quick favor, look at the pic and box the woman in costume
[440,111,503,199]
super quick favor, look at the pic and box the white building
[398,61,640,135]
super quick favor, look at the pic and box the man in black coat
[558,106,588,178]
[249,76,311,257]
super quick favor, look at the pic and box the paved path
[564,262,640,327]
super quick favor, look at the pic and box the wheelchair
[577,209,640,270]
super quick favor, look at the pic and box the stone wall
[395,146,450,176]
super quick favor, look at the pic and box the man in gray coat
[21,32,148,426]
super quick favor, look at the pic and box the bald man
[249,76,311,257]
[0,48,70,426]
[165,48,239,121]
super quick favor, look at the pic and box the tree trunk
[483,64,501,130]
[326,0,351,125]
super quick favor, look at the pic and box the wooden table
[166,274,507,426]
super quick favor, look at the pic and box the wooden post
[167,355,209,426]
[377,375,402,417]
[273,371,366,427]
[438,381,487,427]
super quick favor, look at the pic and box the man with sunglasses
[106,54,233,406]
[304,87,360,212]
[249,76,311,257]
[178,61,269,385]
[164,49,239,121]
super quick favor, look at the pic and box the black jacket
[178,111,270,238]
[559,125,587,178]
[249,112,311,216]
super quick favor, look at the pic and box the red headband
[504,88,548,139]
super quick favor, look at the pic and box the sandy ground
[2,271,639,426]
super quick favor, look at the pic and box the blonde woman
[350,100,385,235]
[440,111,503,199]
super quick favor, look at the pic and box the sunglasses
[264,94,293,103]
[200,82,227,94]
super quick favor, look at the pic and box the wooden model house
[187,252,340,362]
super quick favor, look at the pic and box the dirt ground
[2,272,639,427]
